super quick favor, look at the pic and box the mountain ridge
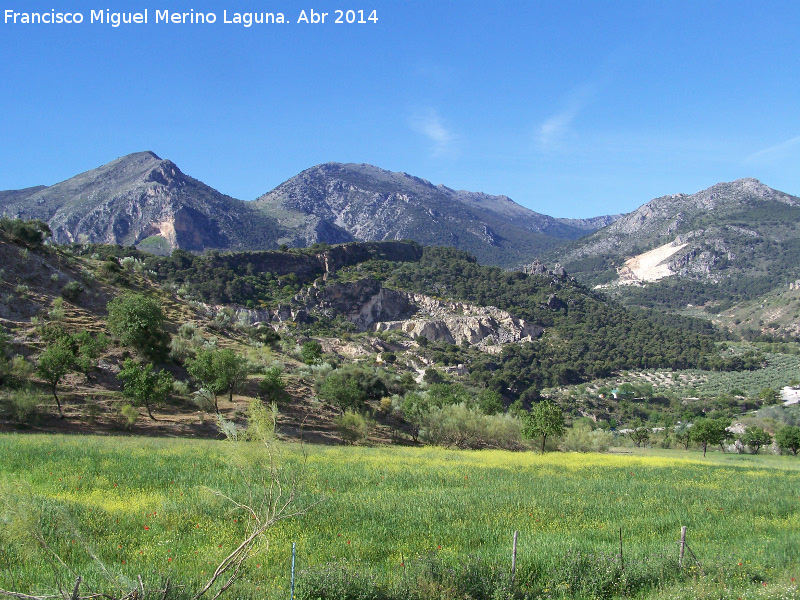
[547,177,800,311]
[0,152,621,265]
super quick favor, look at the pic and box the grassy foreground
[1,434,799,599]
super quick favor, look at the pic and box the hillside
[2,218,759,439]
[548,178,800,313]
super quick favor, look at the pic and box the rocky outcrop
[190,241,423,284]
[296,278,543,350]
[374,308,543,352]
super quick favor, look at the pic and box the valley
[2,167,800,600]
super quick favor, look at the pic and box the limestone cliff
[292,278,543,351]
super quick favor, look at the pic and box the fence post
[511,530,518,583]
[678,526,687,568]
[290,542,296,600]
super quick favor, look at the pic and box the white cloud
[537,81,598,150]
[744,135,800,164]
[408,108,459,158]
[535,51,626,151]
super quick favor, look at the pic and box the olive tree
[740,426,772,455]
[522,400,564,453]
[186,347,250,412]
[690,418,731,457]
[106,293,169,360]
[118,358,174,421]
[776,425,800,455]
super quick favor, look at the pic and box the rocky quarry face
[291,279,543,351]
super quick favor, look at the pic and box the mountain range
[3,151,800,313]
[0,152,619,267]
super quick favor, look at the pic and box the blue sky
[1,1,798,218]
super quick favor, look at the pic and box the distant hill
[548,178,800,311]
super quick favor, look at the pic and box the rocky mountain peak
[253,161,617,266]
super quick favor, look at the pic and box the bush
[98,258,124,283]
[249,323,280,346]
[560,422,614,453]
[169,336,191,362]
[335,411,370,445]
[318,371,369,413]
[60,281,84,302]
[423,367,444,384]
[244,400,277,443]
[10,356,34,383]
[107,293,169,360]
[259,366,288,403]
[8,389,40,423]
[477,388,504,415]
[420,403,523,450]
[117,404,139,429]
[0,218,52,245]
[81,402,101,425]
[300,340,323,364]
[317,366,388,413]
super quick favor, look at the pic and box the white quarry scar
[617,241,688,283]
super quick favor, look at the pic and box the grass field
[1,435,799,599]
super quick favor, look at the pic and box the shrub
[245,400,277,443]
[107,293,169,360]
[423,367,444,384]
[169,336,191,362]
[317,366,388,413]
[477,388,504,415]
[0,218,52,245]
[60,281,84,302]
[249,323,280,346]
[560,422,614,453]
[420,403,523,450]
[172,379,190,397]
[335,411,370,445]
[258,366,288,403]
[300,340,323,364]
[48,297,65,321]
[81,402,101,425]
[98,258,124,282]
[117,404,139,429]
[10,355,34,383]
[8,389,40,423]
[318,371,369,413]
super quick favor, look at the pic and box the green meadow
[1,434,799,599]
